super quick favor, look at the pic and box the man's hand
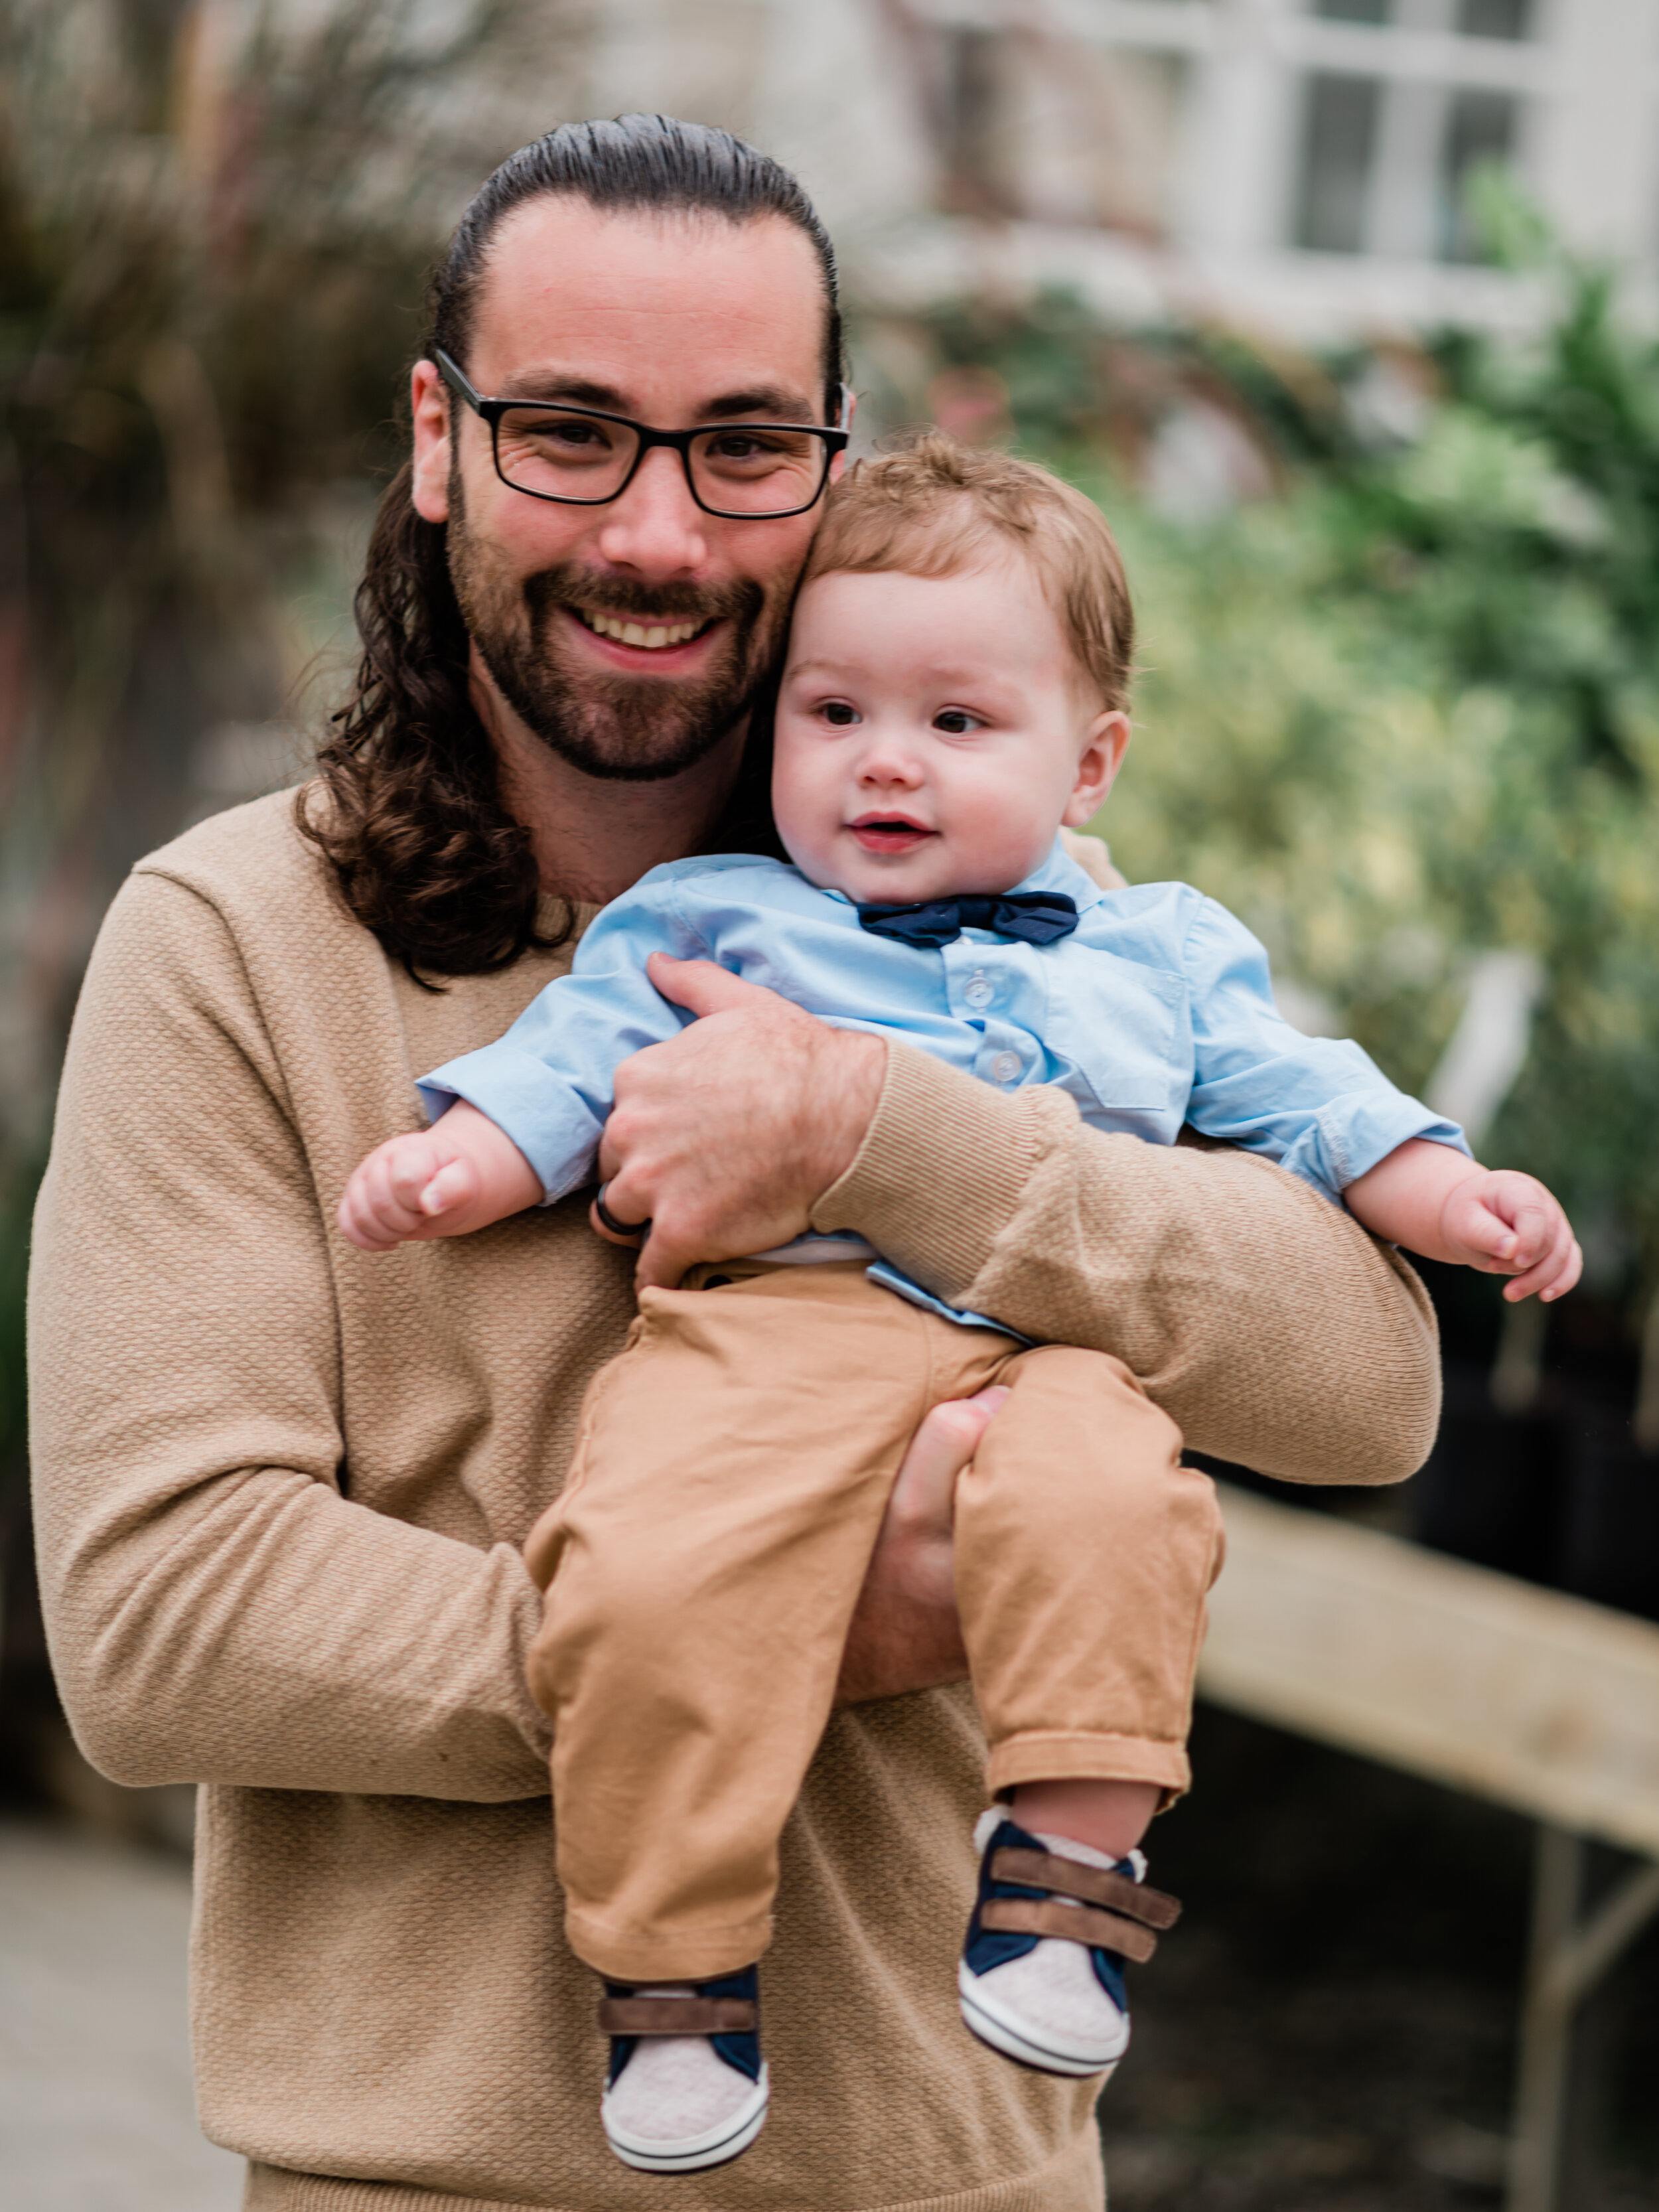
[1440,1168,1582,1302]
[338,1102,541,1250]
[592,953,887,1288]
[833,1387,1007,1707]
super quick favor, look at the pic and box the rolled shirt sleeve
[1181,895,1469,1199]
[417,877,704,1201]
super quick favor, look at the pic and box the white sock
[603,1986,757,2144]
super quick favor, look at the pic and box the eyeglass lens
[492,406,828,514]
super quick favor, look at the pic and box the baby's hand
[1440,1169,1581,1303]
[337,1129,487,1251]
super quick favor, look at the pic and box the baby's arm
[1181,897,1580,1301]
[338,1101,542,1251]
[1344,1138,1581,1302]
[337,872,711,1253]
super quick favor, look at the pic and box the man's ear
[410,359,453,524]
[1062,709,1131,827]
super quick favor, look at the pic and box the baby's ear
[1062,711,1131,827]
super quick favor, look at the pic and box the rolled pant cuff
[564,1909,772,1986]
[986,1732,1191,1803]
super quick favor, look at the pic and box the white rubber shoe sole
[601,2063,770,2174]
[958,1962,1129,2079]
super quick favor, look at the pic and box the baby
[340,434,1578,2175]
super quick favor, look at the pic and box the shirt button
[964,972,993,1010]
[991,1051,1022,1084]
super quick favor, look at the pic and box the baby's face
[772,556,1127,906]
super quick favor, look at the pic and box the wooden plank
[1199,1483,1659,1857]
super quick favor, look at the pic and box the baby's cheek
[770,762,837,880]
[952,784,1057,885]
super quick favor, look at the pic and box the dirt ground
[0,1817,243,2212]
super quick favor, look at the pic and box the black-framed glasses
[435,349,851,520]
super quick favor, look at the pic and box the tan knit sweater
[29,794,1438,2212]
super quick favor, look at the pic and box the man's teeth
[583,611,705,650]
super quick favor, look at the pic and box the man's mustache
[524,566,764,630]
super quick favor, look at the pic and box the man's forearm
[32,1445,554,1801]
[814,1045,1441,1485]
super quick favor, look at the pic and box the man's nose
[593,444,711,577]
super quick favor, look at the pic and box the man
[30,116,1439,2212]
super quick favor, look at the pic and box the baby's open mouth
[572,608,717,652]
[849,816,936,851]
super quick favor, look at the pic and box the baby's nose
[859,747,924,786]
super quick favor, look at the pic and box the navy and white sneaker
[958,1810,1181,2079]
[597,1966,769,2174]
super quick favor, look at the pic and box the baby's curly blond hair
[804,431,1135,713]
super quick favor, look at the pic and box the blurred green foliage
[873,235,1659,1317]
[0,0,565,1548]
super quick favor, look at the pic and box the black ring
[594,1183,652,1238]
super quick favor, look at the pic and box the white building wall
[568,0,1659,340]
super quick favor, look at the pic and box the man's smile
[572,607,717,653]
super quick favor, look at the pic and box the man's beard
[447,494,783,784]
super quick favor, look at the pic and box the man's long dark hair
[297,114,842,980]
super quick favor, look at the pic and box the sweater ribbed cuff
[810,1041,1038,1303]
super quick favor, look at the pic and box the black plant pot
[1559,1406,1659,1623]
[1409,1359,1567,1588]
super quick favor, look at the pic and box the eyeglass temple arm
[433,348,482,410]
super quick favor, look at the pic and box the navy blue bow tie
[855,891,1080,950]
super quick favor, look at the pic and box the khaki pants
[524,1261,1224,1984]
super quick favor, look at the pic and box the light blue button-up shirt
[419,841,1465,1218]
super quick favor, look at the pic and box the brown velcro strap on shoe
[597,1996,758,2037]
[980,1895,1162,1965]
[990,1848,1182,1933]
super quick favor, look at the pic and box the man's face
[411,198,834,782]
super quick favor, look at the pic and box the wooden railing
[1201,1483,1659,2212]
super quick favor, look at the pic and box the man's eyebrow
[494,372,630,409]
[697,386,820,423]
[490,369,821,423]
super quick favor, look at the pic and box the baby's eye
[933,708,985,735]
[820,700,861,727]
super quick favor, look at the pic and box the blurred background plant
[859,187,1659,1448]
[0,0,575,1797]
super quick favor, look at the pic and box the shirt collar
[1013,838,1107,915]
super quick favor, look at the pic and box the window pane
[1293,74,1382,254]
[1314,0,1393,23]
[1439,89,1517,261]
[1458,0,1532,38]
[938,26,1019,216]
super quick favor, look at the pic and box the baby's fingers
[338,1140,437,1250]
[419,1157,480,1219]
[1504,1232,1583,1305]
[1494,1193,1563,1273]
[1449,1197,1520,1268]
[338,1167,414,1251]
